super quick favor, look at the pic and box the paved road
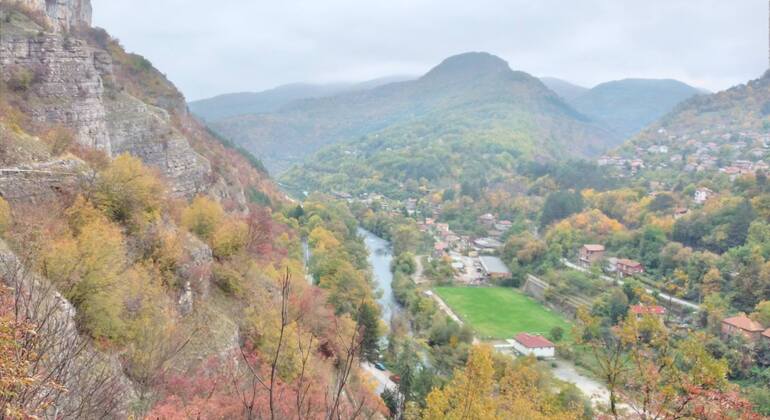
[561,259,700,311]
[361,362,397,395]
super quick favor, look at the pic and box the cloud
[92,0,767,100]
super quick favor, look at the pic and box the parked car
[374,362,386,371]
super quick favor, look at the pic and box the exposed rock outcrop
[0,158,82,203]
[11,0,92,31]
[0,9,212,197]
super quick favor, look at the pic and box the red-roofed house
[579,244,605,267]
[511,333,555,358]
[617,259,644,278]
[630,305,666,319]
[721,314,765,342]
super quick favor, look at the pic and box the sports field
[434,286,571,340]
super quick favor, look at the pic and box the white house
[694,187,713,204]
[510,333,555,358]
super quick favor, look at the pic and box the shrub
[549,326,564,342]
[94,154,165,228]
[181,196,224,240]
[211,219,248,259]
[6,66,34,92]
[212,264,243,295]
[0,197,10,235]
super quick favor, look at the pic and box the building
[616,258,643,277]
[473,237,503,250]
[721,314,765,342]
[763,329,770,343]
[479,256,511,279]
[511,333,555,358]
[479,213,496,228]
[694,187,713,204]
[629,305,666,318]
[579,244,605,267]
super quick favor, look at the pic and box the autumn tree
[182,195,225,240]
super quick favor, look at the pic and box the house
[478,213,496,228]
[473,237,503,250]
[629,305,666,318]
[433,242,448,258]
[510,333,555,358]
[763,329,770,343]
[479,256,511,279]
[694,188,713,204]
[674,207,689,219]
[721,314,765,342]
[616,258,643,277]
[495,220,513,232]
[579,244,605,267]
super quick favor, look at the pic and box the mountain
[189,76,413,121]
[569,79,704,140]
[540,77,589,101]
[211,52,615,175]
[620,72,770,159]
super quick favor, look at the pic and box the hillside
[210,52,615,175]
[570,78,703,140]
[189,76,413,121]
[540,77,588,101]
[0,1,386,418]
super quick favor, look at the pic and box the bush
[6,66,35,92]
[181,196,224,240]
[211,219,248,259]
[549,326,565,342]
[94,154,164,228]
[0,197,10,235]
[212,264,243,295]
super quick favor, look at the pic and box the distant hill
[626,71,770,152]
[189,76,412,121]
[210,52,615,175]
[569,79,704,140]
[540,77,589,101]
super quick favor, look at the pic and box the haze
[93,0,768,101]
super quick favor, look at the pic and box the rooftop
[514,333,554,349]
[582,244,605,252]
[722,314,764,332]
[630,305,666,315]
[479,256,511,275]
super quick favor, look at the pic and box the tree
[182,195,225,240]
[0,196,10,236]
[752,301,770,327]
[93,154,164,228]
[357,300,382,363]
[549,326,564,342]
[540,190,584,228]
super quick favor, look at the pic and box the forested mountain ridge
[570,78,704,140]
[189,76,413,122]
[0,1,387,418]
[210,52,616,174]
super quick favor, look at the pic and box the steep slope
[211,52,614,174]
[189,76,412,122]
[570,78,704,140]
[540,77,589,101]
[613,71,770,173]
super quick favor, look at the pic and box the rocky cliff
[0,2,211,197]
[11,0,91,31]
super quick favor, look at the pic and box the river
[358,227,400,325]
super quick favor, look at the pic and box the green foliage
[246,186,271,206]
[540,190,584,228]
[94,154,165,229]
[181,196,225,240]
[210,219,248,259]
[212,263,243,295]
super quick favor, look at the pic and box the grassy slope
[435,286,571,340]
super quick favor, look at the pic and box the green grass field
[434,286,571,340]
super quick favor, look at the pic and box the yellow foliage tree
[211,218,248,259]
[0,196,10,236]
[181,195,224,240]
[94,154,165,229]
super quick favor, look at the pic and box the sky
[92,0,769,101]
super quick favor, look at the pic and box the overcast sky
[93,0,768,101]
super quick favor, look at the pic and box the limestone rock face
[0,13,212,197]
[0,34,112,152]
[12,0,92,31]
[0,158,83,203]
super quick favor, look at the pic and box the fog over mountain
[92,0,766,100]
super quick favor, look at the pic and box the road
[561,259,700,311]
[361,362,397,395]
